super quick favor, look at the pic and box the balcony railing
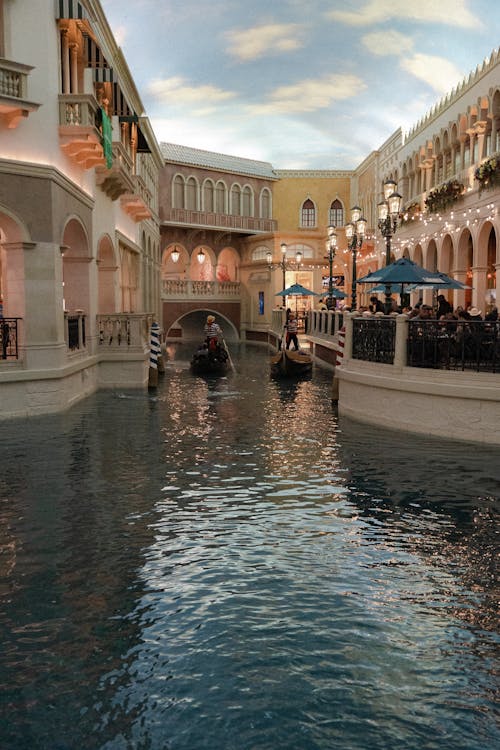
[162,279,240,299]
[95,141,134,199]
[58,93,105,169]
[97,313,153,352]
[163,207,277,234]
[0,318,20,359]
[0,59,39,128]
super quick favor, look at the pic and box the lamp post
[267,243,302,308]
[325,227,338,310]
[344,207,367,312]
[377,178,402,313]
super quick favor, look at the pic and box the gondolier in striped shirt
[204,315,222,351]
[285,314,299,350]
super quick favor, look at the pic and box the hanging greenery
[474,155,500,194]
[424,179,465,214]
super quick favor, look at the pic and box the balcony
[58,93,105,169]
[0,58,40,128]
[120,175,152,221]
[163,207,277,234]
[162,279,240,300]
[95,141,134,200]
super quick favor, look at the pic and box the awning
[55,0,89,20]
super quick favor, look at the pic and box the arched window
[173,175,184,208]
[252,245,271,261]
[203,180,215,212]
[215,181,226,213]
[328,199,344,227]
[301,198,316,227]
[242,186,253,217]
[186,176,198,210]
[230,184,241,216]
[260,188,272,219]
[287,243,314,259]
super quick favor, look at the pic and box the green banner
[100,107,113,169]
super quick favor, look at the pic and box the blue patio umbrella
[357,258,446,286]
[276,283,320,317]
[406,272,471,291]
[368,283,406,294]
[276,283,320,297]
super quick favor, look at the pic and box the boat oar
[222,338,236,372]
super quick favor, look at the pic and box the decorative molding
[0,159,95,209]
[275,169,353,179]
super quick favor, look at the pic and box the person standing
[204,315,222,351]
[285,313,299,350]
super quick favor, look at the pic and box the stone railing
[97,313,153,352]
[58,93,101,129]
[0,59,30,99]
[163,207,277,233]
[162,279,240,299]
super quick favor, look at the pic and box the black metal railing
[66,314,86,351]
[408,320,500,372]
[352,317,396,364]
[0,318,20,360]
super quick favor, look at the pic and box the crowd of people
[342,294,499,323]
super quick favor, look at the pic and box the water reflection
[0,343,498,750]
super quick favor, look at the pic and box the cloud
[147,77,236,109]
[247,74,366,115]
[225,23,304,62]
[113,24,128,47]
[361,29,464,93]
[328,0,481,29]
[401,53,464,93]
[361,30,414,56]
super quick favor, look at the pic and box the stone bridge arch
[163,301,240,342]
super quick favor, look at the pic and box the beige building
[0,0,163,417]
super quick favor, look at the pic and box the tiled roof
[160,142,278,179]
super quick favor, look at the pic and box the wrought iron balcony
[0,318,20,360]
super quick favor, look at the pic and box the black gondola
[190,342,230,375]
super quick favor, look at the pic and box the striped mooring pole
[148,321,161,389]
[331,325,345,402]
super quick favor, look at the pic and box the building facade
[0,0,163,417]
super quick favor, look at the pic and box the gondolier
[285,314,299,351]
[204,315,222,351]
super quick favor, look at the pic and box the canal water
[0,343,498,750]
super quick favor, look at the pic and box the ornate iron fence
[352,317,396,364]
[0,318,19,360]
[408,320,500,372]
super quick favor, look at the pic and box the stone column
[393,314,408,368]
[3,241,67,369]
[69,43,78,94]
[471,265,488,311]
[61,30,70,94]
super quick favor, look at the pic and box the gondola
[270,348,313,378]
[190,342,230,375]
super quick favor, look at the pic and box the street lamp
[267,242,303,307]
[325,226,338,309]
[170,245,180,263]
[197,248,206,264]
[378,178,402,312]
[344,207,367,312]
